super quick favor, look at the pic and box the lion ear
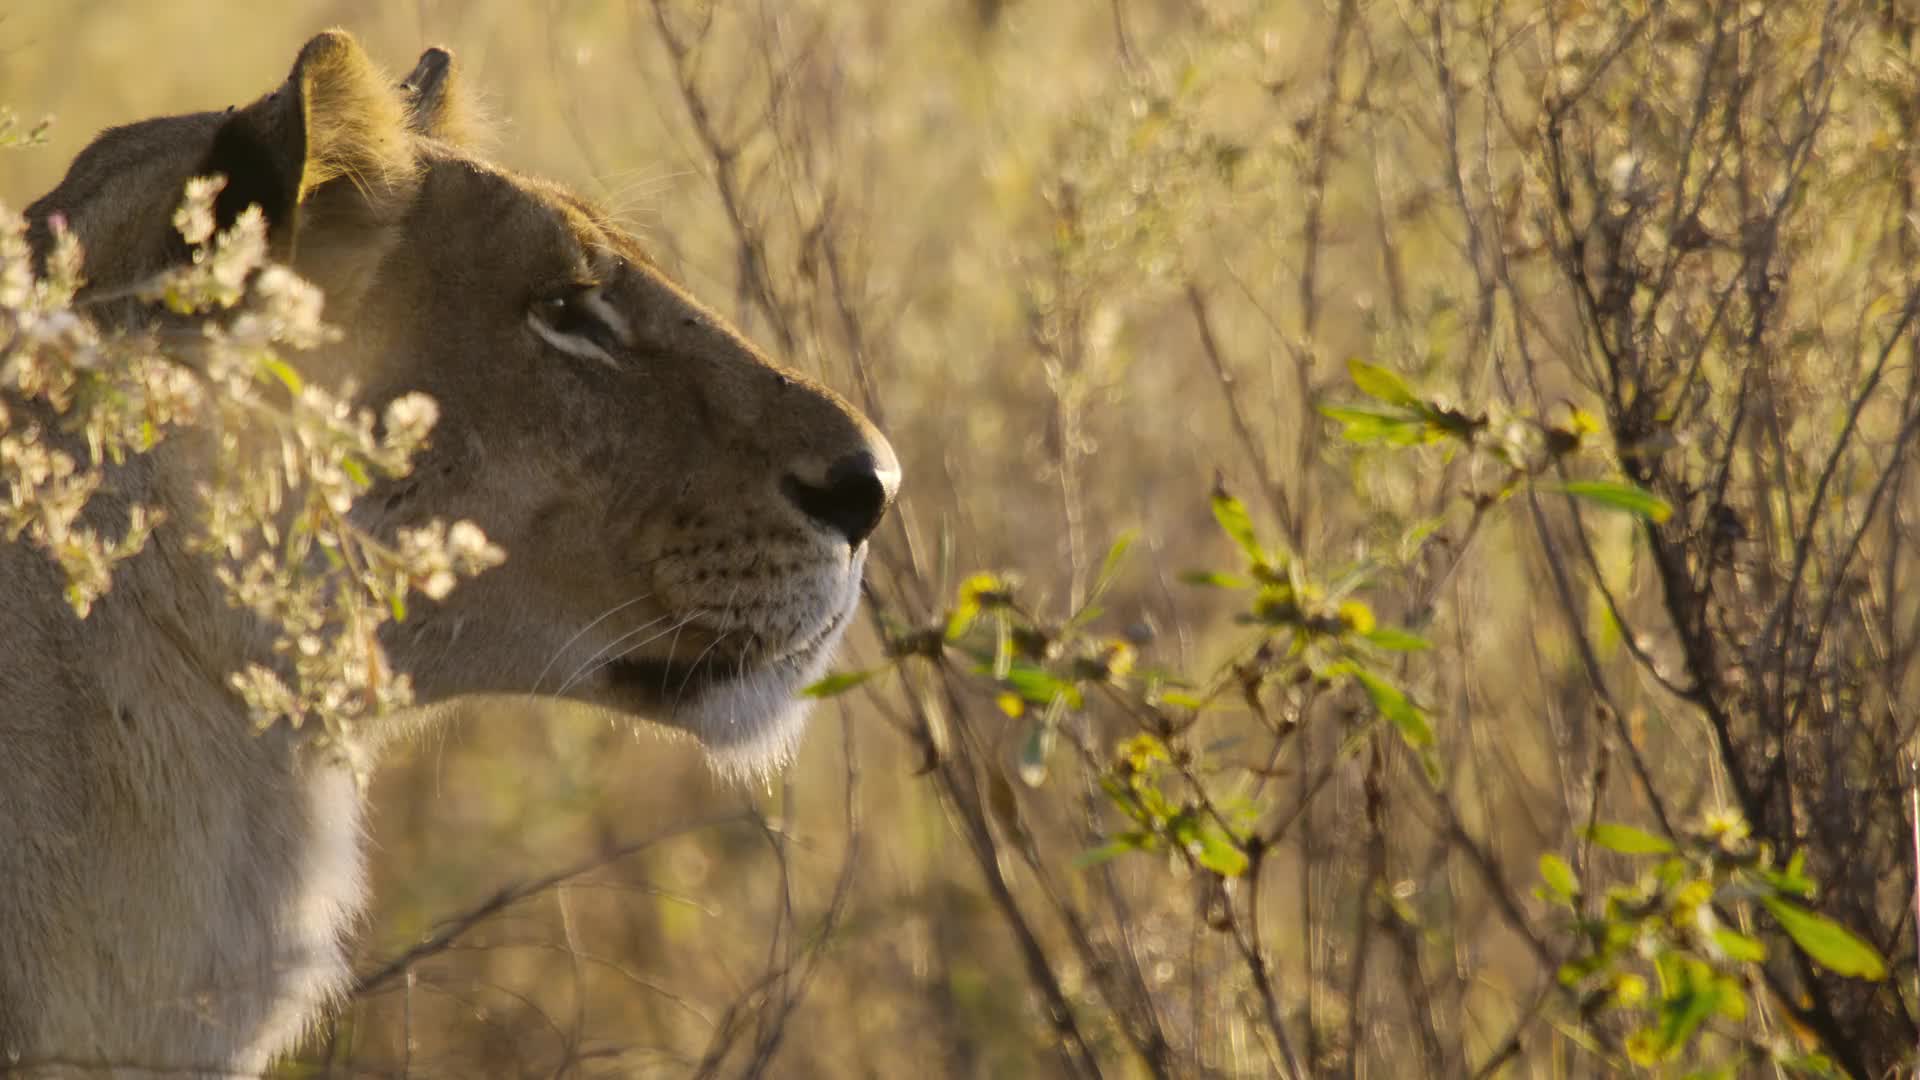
[200,29,416,235]
[398,46,479,145]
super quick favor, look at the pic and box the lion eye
[528,286,624,366]
[535,288,605,339]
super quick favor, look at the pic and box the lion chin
[595,563,863,777]
[670,641,843,776]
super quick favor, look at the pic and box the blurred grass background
[8,0,1914,1076]
[0,2,1644,1075]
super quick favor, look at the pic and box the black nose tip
[782,451,897,547]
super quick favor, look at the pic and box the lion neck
[84,448,387,766]
[43,461,369,1066]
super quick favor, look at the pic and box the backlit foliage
[0,175,501,765]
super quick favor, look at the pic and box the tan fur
[398,47,484,149]
[1,32,895,1075]
[288,30,417,200]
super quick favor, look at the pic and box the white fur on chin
[681,571,858,780]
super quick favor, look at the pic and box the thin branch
[352,814,748,998]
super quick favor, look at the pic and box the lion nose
[781,445,899,547]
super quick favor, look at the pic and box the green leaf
[946,571,1009,641]
[1711,927,1767,964]
[1712,975,1749,1022]
[1319,404,1436,446]
[1179,569,1250,589]
[1558,957,1598,988]
[1075,832,1149,869]
[1196,831,1249,877]
[1641,953,1718,1060]
[1778,1052,1839,1077]
[1087,530,1136,607]
[1348,358,1419,407]
[1760,897,1887,980]
[999,663,1083,710]
[802,668,881,698]
[1179,817,1249,878]
[943,603,977,642]
[1117,732,1170,773]
[1349,667,1434,750]
[1587,822,1675,856]
[1250,586,1302,626]
[1399,516,1444,559]
[1560,480,1673,523]
[1760,848,1816,898]
[258,355,305,395]
[1210,483,1264,564]
[1539,853,1580,901]
[1361,626,1432,651]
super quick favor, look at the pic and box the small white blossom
[382,393,439,456]
[0,181,506,771]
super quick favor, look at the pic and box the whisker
[656,620,690,699]
[662,584,737,697]
[728,646,752,731]
[559,611,707,697]
[554,612,678,699]
[562,612,700,697]
[530,592,653,698]
[671,630,734,711]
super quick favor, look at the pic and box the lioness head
[28,31,897,772]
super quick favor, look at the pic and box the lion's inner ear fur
[202,30,421,316]
[203,30,417,235]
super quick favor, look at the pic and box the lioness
[0,31,895,1074]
